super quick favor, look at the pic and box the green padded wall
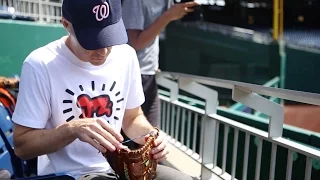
[0,19,67,77]
[164,21,320,94]
[163,22,280,86]
[285,45,320,94]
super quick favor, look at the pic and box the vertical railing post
[178,77,218,180]
[156,74,179,138]
[38,0,44,22]
[45,0,50,23]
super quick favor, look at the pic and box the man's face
[86,48,112,66]
[73,38,112,66]
[63,18,112,66]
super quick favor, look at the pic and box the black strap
[0,127,24,178]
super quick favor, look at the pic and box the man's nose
[95,48,108,55]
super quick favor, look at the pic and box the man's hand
[68,118,125,153]
[164,1,199,21]
[150,132,169,162]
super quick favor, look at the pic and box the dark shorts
[77,165,198,180]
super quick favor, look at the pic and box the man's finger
[81,134,107,153]
[91,123,123,149]
[185,1,199,7]
[153,138,160,146]
[153,148,169,160]
[185,8,195,13]
[157,156,167,163]
[153,133,165,146]
[96,118,123,142]
[119,145,129,150]
[152,142,166,154]
[88,130,116,152]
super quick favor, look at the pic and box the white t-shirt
[12,37,145,177]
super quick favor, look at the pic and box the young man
[11,0,195,179]
[121,0,199,128]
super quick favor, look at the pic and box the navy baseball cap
[62,0,128,50]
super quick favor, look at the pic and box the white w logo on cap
[92,2,110,21]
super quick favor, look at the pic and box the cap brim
[73,18,128,50]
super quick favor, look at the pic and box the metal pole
[273,0,279,40]
[279,0,284,39]
[279,0,286,105]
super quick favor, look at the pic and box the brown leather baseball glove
[0,76,19,89]
[103,128,160,180]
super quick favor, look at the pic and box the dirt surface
[284,105,320,133]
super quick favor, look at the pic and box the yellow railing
[273,0,284,40]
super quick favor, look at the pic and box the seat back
[0,87,17,116]
[0,103,14,146]
[0,137,14,176]
[0,102,25,178]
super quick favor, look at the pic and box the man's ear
[61,18,72,34]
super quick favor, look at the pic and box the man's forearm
[129,13,171,51]
[14,123,76,160]
[122,114,155,145]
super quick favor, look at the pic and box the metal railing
[156,71,320,180]
[0,0,62,23]
[229,76,281,117]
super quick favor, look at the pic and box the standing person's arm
[122,0,199,51]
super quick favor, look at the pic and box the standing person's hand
[163,1,199,21]
[68,118,125,153]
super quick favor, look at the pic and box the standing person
[121,0,199,148]
[11,0,196,179]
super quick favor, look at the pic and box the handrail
[229,76,280,111]
[157,71,320,180]
[158,71,320,106]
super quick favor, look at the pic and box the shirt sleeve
[12,62,51,129]
[125,48,145,109]
[122,0,145,30]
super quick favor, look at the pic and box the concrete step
[161,134,225,180]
